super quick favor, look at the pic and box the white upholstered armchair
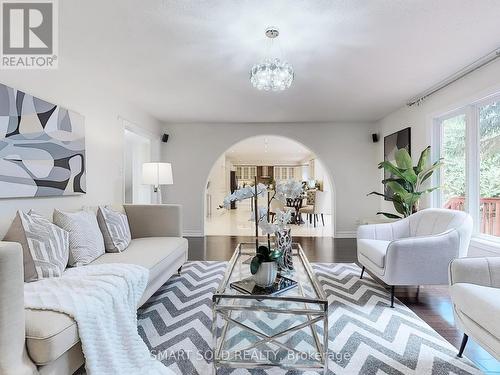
[357,208,473,307]
[449,257,500,360]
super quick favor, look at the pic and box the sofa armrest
[383,230,461,285]
[124,204,183,238]
[0,242,37,375]
[449,257,500,288]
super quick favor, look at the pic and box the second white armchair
[449,257,500,360]
[357,208,473,307]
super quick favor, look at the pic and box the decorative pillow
[97,206,131,253]
[3,211,69,282]
[53,209,105,266]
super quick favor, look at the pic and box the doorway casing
[202,134,337,237]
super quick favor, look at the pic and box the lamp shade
[142,162,173,186]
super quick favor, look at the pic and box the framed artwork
[0,83,86,198]
[383,127,411,200]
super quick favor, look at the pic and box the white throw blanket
[24,264,173,375]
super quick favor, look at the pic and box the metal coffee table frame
[212,242,329,373]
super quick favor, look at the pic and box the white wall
[124,130,153,204]
[160,122,380,237]
[312,158,332,215]
[377,59,500,256]
[0,74,162,237]
[206,154,229,216]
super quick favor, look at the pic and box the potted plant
[369,146,443,218]
[250,245,282,287]
[221,178,303,247]
[220,177,303,279]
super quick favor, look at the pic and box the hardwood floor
[187,235,499,374]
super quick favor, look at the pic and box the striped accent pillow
[97,206,131,253]
[3,211,69,282]
[53,209,105,266]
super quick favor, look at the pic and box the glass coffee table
[212,242,329,373]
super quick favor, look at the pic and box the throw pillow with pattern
[53,209,105,266]
[3,210,69,282]
[96,206,131,253]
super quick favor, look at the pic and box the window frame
[433,93,500,242]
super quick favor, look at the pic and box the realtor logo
[1,0,58,69]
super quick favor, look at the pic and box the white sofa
[0,204,188,375]
[357,208,473,307]
[449,257,500,360]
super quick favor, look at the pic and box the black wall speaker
[372,133,379,143]
[162,134,169,143]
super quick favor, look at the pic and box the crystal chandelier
[250,28,294,91]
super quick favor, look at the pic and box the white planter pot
[253,261,278,287]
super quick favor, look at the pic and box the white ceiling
[58,0,500,123]
[226,136,313,164]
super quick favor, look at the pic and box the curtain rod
[407,47,500,107]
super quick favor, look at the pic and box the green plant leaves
[416,146,431,174]
[386,181,407,196]
[367,191,394,201]
[250,255,262,274]
[376,212,403,219]
[378,161,406,179]
[269,249,282,261]
[257,245,270,260]
[417,160,444,186]
[373,145,441,218]
[395,148,413,170]
[392,195,408,216]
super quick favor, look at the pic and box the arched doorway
[203,135,336,237]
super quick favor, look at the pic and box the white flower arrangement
[221,179,304,249]
[222,183,267,209]
[249,206,268,223]
[257,208,293,235]
[274,180,303,203]
[274,209,292,231]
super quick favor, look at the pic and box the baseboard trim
[183,230,203,237]
[335,231,356,238]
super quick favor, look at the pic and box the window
[439,113,466,211]
[435,94,500,239]
[479,101,500,236]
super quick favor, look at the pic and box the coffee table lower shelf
[211,242,329,374]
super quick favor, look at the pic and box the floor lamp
[142,162,173,204]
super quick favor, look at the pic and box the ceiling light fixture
[250,27,294,91]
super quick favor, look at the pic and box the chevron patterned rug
[137,261,481,374]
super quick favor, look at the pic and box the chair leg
[321,214,324,226]
[458,333,468,358]
[177,266,182,276]
[360,266,365,279]
[390,286,395,308]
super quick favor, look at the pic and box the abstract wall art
[0,83,86,198]
[383,127,411,200]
